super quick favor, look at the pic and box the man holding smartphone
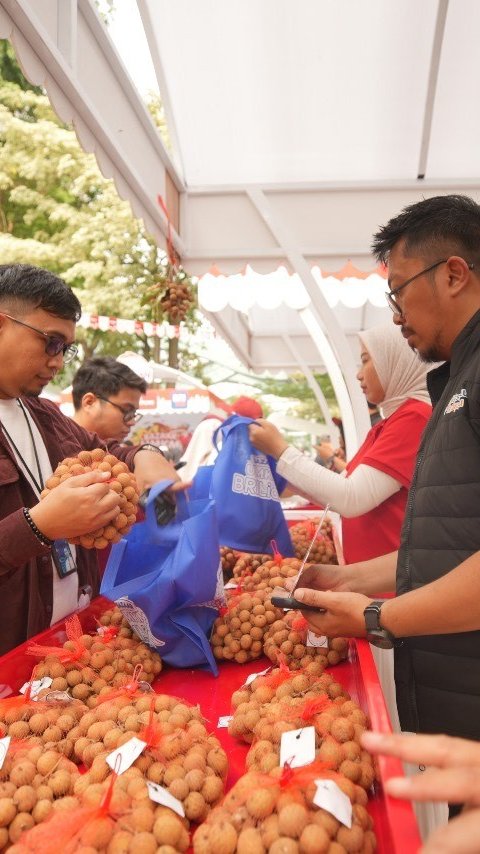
[292,195,480,754]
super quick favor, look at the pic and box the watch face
[366,630,394,650]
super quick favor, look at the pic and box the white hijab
[358,323,431,419]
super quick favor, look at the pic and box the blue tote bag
[200,414,294,555]
[101,480,221,674]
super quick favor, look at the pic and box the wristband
[137,443,166,457]
[23,507,53,548]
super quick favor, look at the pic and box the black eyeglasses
[2,312,78,363]
[386,259,475,315]
[96,395,142,424]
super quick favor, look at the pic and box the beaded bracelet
[23,507,53,548]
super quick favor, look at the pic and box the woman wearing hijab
[249,322,432,565]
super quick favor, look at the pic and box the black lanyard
[0,399,45,494]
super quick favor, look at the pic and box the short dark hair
[72,356,147,409]
[0,264,81,321]
[372,194,480,266]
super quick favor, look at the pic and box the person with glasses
[0,263,185,655]
[285,194,480,819]
[72,356,147,442]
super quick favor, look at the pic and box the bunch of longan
[245,695,375,789]
[232,553,271,582]
[40,449,139,548]
[229,670,348,746]
[239,558,302,596]
[193,767,376,854]
[210,592,282,664]
[0,695,88,761]
[220,546,241,581]
[263,610,349,670]
[32,631,162,708]
[72,693,229,824]
[0,745,79,848]
[289,518,338,564]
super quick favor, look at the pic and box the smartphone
[270,594,326,613]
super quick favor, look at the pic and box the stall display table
[0,597,421,853]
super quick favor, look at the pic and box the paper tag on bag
[106,736,147,774]
[20,677,53,699]
[224,581,238,590]
[0,737,10,770]
[280,725,316,769]
[217,715,232,728]
[244,666,271,687]
[147,782,185,817]
[313,779,353,827]
[307,630,328,648]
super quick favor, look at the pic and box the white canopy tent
[1,0,478,452]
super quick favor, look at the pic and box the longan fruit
[49,770,72,797]
[268,838,299,854]
[278,803,309,839]
[153,813,183,846]
[107,830,133,853]
[9,812,34,843]
[80,816,115,848]
[8,720,30,739]
[246,787,277,819]
[13,785,36,812]
[207,748,228,777]
[10,761,36,787]
[32,798,53,823]
[0,798,16,827]
[335,824,365,852]
[184,791,207,822]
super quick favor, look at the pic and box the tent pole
[246,189,370,456]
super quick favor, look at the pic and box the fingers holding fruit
[31,449,139,548]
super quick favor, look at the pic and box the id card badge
[52,539,77,578]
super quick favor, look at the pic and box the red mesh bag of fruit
[193,761,376,854]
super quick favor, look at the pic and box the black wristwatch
[363,600,399,649]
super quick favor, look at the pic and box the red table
[0,598,421,853]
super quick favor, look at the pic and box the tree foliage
[0,41,199,383]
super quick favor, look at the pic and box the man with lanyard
[288,195,480,791]
[0,263,184,654]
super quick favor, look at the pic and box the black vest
[395,310,480,739]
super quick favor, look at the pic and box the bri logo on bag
[444,388,467,415]
[232,453,281,501]
[116,597,165,647]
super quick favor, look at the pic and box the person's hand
[133,449,191,495]
[285,563,354,594]
[248,419,289,459]
[420,807,480,853]
[361,731,480,854]
[361,731,480,801]
[315,441,335,463]
[30,470,121,540]
[292,588,371,637]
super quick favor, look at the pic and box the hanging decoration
[140,196,196,324]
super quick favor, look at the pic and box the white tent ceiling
[1,0,478,451]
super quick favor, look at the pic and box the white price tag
[0,737,10,770]
[224,581,238,589]
[307,631,328,648]
[217,715,232,728]
[244,666,271,687]
[313,779,353,827]
[147,782,185,817]
[280,725,316,769]
[20,677,53,698]
[106,736,147,774]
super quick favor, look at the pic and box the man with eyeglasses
[72,356,147,442]
[288,195,480,789]
[0,263,184,655]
